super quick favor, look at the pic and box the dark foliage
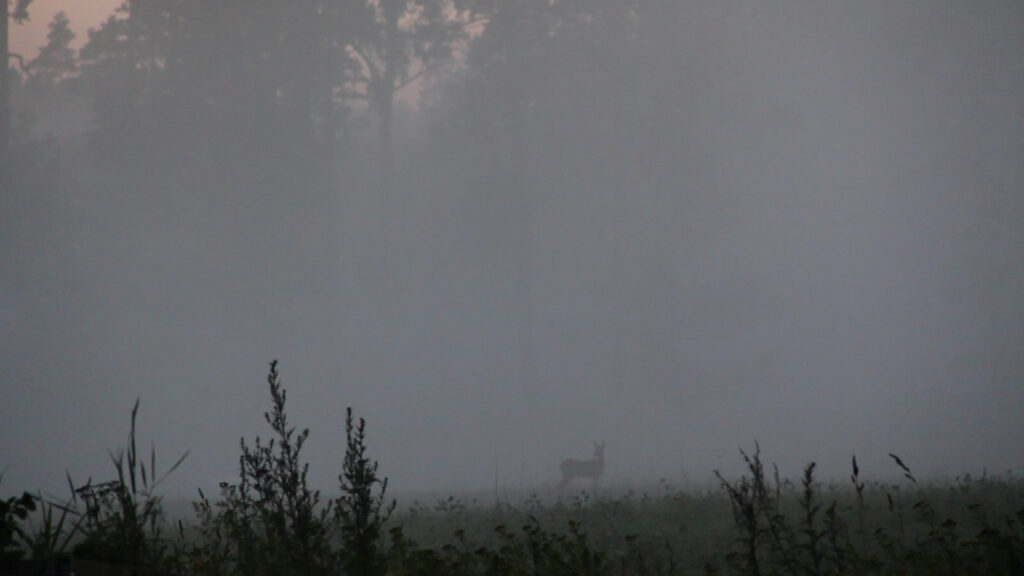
[184,360,334,576]
[335,407,394,576]
[0,480,36,563]
[71,399,187,571]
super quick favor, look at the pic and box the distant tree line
[3,0,691,398]
[3,0,711,196]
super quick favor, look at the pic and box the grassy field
[5,367,1023,575]
[378,460,1024,575]
[11,464,1023,575]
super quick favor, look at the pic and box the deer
[559,441,605,489]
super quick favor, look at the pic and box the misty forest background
[3,0,1024,504]
[2,0,1024,574]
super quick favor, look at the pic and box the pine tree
[26,11,76,90]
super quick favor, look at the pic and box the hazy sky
[2,0,1023,503]
[9,0,121,57]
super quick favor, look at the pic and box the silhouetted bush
[183,361,334,576]
[0,480,35,563]
[336,407,394,576]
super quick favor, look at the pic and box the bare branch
[347,41,379,82]
[393,61,426,92]
[7,53,33,76]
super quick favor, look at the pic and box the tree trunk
[1,0,11,178]
[376,86,393,181]
[377,0,401,183]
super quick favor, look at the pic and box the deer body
[559,441,605,488]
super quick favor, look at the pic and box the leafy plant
[72,398,188,570]
[18,474,85,562]
[184,360,334,576]
[0,474,36,563]
[336,406,395,576]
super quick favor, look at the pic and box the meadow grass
[382,460,1023,576]
[4,367,1023,575]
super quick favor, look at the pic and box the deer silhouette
[559,441,605,488]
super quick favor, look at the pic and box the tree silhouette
[340,0,465,176]
[1,0,33,177]
[76,1,168,158]
[77,1,358,176]
[25,11,76,92]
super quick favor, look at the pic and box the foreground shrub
[336,407,394,576]
[71,399,188,571]
[184,360,335,576]
[181,360,394,576]
[0,478,35,563]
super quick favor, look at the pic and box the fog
[2,0,1022,501]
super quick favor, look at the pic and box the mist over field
[2,0,1022,502]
